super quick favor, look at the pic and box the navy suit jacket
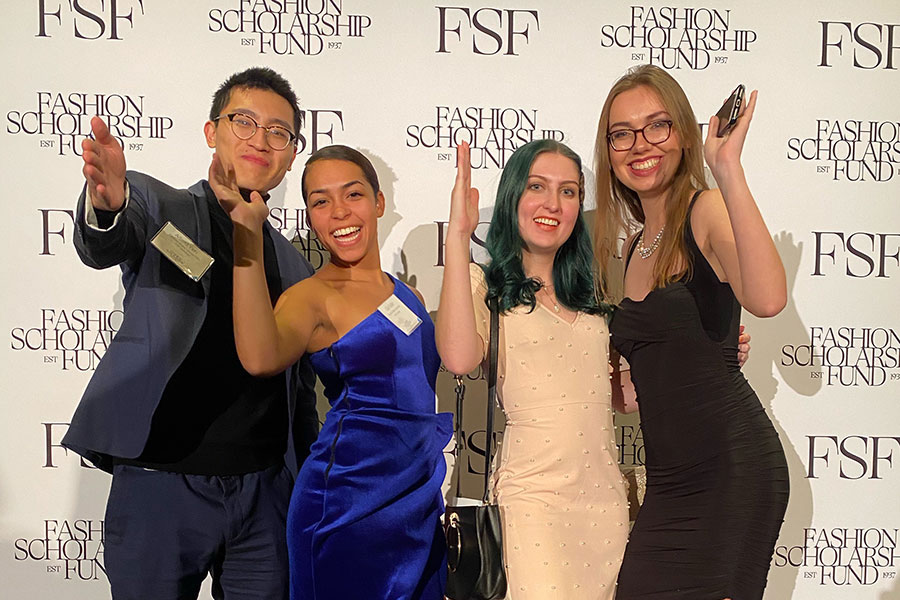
[63,171,319,474]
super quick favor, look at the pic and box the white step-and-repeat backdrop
[2,1,898,598]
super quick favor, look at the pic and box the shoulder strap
[684,190,703,237]
[482,296,499,503]
[684,189,705,251]
[451,293,500,504]
[688,189,703,210]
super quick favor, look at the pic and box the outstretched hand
[704,89,757,178]
[208,153,268,229]
[450,142,480,237]
[81,116,126,211]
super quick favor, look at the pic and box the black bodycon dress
[610,194,789,599]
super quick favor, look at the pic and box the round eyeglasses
[213,113,297,151]
[607,120,673,152]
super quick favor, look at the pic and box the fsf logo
[436,6,540,55]
[37,0,146,40]
[819,21,900,69]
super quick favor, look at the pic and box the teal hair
[482,139,612,316]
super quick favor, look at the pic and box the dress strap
[688,189,703,209]
[680,189,737,343]
[684,190,704,247]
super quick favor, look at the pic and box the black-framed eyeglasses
[607,120,673,152]
[213,113,297,151]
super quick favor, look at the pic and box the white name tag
[150,221,214,282]
[378,294,422,336]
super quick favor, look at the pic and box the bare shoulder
[691,188,725,215]
[689,189,729,240]
[396,279,427,308]
[275,274,332,311]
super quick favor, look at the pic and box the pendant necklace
[542,285,561,313]
[637,225,665,259]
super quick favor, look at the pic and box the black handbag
[444,297,507,600]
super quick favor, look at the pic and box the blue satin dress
[287,276,453,600]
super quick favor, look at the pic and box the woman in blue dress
[213,144,451,600]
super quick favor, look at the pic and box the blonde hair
[593,65,708,292]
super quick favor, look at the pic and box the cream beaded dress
[469,265,629,599]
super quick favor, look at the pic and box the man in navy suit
[62,67,318,600]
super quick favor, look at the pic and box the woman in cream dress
[437,140,629,599]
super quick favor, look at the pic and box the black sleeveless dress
[610,194,789,599]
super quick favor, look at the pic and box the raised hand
[449,142,480,237]
[704,89,757,179]
[435,142,487,375]
[81,116,126,211]
[208,152,268,229]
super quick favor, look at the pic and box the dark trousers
[104,463,293,600]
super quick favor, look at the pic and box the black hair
[210,67,302,136]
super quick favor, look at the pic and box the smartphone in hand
[715,84,745,137]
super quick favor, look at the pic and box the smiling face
[204,86,297,194]
[516,152,582,258]
[304,159,384,267]
[607,85,684,202]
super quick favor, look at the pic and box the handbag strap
[483,296,499,503]
[452,294,500,504]
[452,375,465,499]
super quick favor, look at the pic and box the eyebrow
[232,108,293,131]
[308,180,365,196]
[609,111,670,130]
[528,174,580,186]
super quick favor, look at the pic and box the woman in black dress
[593,65,790,599]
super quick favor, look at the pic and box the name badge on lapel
[378,294,422,336]
[150,221,214,282]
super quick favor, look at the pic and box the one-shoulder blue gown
[287,276,452,599]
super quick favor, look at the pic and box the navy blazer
[63,171,319,474]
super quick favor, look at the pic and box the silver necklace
[637,225,665,259]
